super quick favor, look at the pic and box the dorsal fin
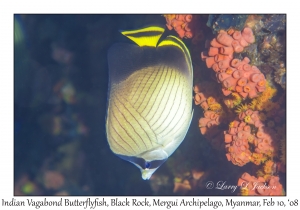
[121,26,165,47]
[158,35,193,77]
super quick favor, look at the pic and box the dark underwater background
[14,14,286,196]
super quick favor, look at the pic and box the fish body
[106,26,193,180]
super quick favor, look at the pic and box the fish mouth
[141,168,157,180]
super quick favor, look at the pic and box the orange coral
[199,110,221,136]
[224,120,252,166]
[237,172,284,195]
[194,82,226,150]
[225,109,278,167]
[201,27,266,99]
[164,14,194,39]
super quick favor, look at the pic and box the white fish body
[106,26,193,180]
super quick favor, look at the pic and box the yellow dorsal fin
[121,26,165,47]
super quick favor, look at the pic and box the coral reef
[224,119,253,166]
[194,82,227,150]
[259,32,286,89]
[263,14,286,33]
[256,160,278,181]
[164,14,194,38]
[242,14,286,90]
[164,14,286,196]
[201,27,268,100]
[225,108,280,167]
[238,172,284,195]
[207,15,249,34]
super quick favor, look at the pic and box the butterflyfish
[106,26,193,180]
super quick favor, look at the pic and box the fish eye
[145,162,151,169]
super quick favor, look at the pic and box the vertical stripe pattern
[106,65,192,156]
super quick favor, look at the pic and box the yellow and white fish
[106,26,193,180]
